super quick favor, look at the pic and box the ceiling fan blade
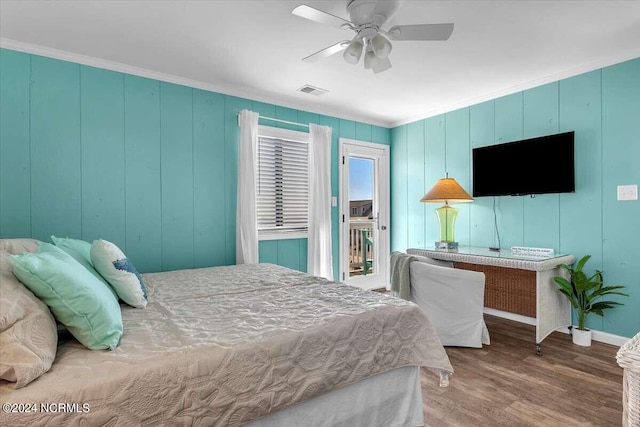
[387,23,454,41]
[302,41,350,63]
[292,5,353,28]
[372,56,392,74]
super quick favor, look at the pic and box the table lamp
[420,174,473,249]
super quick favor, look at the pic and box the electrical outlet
[617,184,638,201]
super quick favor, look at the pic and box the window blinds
[257,135,309,234]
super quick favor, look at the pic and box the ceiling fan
[292,0,454,74]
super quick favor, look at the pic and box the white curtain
[307,124,333,280]
[236,110,259,264]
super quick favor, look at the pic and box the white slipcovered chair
[408,255,490,348]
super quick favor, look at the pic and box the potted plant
[554,255,628,347]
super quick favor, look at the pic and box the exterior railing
[349,220,374,276]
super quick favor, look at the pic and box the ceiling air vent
[297,84,328,96]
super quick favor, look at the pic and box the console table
[407,246,575,355]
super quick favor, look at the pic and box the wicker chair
[617,332,640,427]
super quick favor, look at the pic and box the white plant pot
[572,328,592,347]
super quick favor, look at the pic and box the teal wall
[0,48,390,279]
[391,57,640,338]
[3,46,636,336]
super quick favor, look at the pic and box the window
[257,125,309,239]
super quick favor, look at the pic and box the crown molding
[0,38,229,93]
[390,48,640,127]
[0,38,391,128]
[3,38,639,130]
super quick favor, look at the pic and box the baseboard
[591,330,629,347]
[484,308,536,326]
[483,308,629,347]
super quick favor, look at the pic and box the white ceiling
[2,1,640,128]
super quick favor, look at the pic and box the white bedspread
[0,263,452,426]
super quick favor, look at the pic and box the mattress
[1,263,452,426]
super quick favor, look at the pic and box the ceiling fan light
[372,56,392,74]
[371,33,392,58]
[363,49,380,70]
[343,39,364,64]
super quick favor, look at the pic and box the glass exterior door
[347,157,376,278]
[339,139,389,290]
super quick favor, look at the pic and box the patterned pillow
[0,249,58,388]
[91,239,148,308]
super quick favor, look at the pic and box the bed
[1,240,453,426]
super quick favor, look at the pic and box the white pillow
[90,240,148,308]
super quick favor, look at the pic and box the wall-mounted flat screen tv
[472,131,575,197]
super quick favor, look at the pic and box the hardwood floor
[421,315,623,427]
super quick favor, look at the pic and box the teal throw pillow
[50,235,118,300]
[50,235,91,263]
[11,243,123,350]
